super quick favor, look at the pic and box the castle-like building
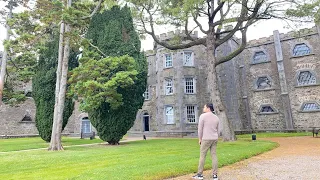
[1,25,320,138]
[129,25,320,137]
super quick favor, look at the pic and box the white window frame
[185,105,197,123]
[165,106,174,124]
[164,53,173,68]
[183,51,194,66]
[184,77,196,94]
[296,70,317,86]
[301,102,320,112]
[165,78,174,95]
[143,87,150,100]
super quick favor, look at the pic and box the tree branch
[81,0,104,20]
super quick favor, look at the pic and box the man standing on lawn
[193,103,220,180]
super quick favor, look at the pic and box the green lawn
[0,137,104,152]
[0,138,276,180]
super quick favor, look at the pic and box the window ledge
[298,110,320,113]
[250,61,271,65]
[295,84,320,88]
[163,67,173,69]
[183,65,195,68]
[254,88,275,92]
[256,112,279,115]
[185,93,196,95]
[186,123,198,125]
[290,53,315,59]
[165,94,174,96]
[166,123,175,125]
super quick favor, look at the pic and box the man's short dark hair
[206,103,215,112]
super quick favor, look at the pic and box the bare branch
[81,0,104,20]
[192,14,209,34]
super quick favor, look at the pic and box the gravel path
[167,136,320,180]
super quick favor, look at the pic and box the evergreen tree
[32,34,78,142]
[85,6,147,144]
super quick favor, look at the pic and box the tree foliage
[286,0,320,23]
[71,6,147,144]
[33,34,78,142]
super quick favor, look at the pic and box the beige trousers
[197,140,218,175]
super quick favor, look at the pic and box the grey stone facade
[1,26,320,138]
[129,25,320,137]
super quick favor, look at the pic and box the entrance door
[143,113,149,131]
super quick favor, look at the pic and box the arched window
[293,43,311,56]
[253,51,268,64]
[297,71,316,86]
[256,76,272,90]
[259,105,275,113]
[301,102,320,111]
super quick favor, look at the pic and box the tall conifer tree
[86,6,147,144]
[32,34,78,142]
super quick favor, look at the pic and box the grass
[237,132,312,139]
[0,137,104,152]
[0,138,277,180]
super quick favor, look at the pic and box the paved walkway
[167,136,320,180]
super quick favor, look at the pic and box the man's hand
[198,139,201,145]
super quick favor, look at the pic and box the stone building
[1,25,320,138]
[129,25,320,137]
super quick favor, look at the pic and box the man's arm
[198,115,204,145]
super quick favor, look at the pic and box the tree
[286,0,320,23]
[70,6,147,145]
[128,0,291,141]
[8,0,115,150]
[0,0,15,105]
[33,33,78,142]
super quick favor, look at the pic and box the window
[256,76,272,89]
[164,54,172,68]
[165,78,173,95]
[165,106,174,124]
[143,88,149,100]
[183,51,194,66]
[293,43,311,56]
[186,105,196,123]
[81,117,91,133]
[253,51,268,64]
[301,103,320,111]
[297,71,316,86]
[185,77,195,94]
[259,105,275,113]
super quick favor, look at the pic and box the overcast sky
[0,1,314,52]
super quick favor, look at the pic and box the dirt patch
[166,136,320,180]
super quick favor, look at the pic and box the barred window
[253,51,268,63]
[186,106,196,123]
[302,103,320,111]
[165,78,173,95]
[293,43,311,56]
[164,54,172,68]
[183,51,194,66]
[257,77,272,89]
[297,71,316,86]
[143,88,149,100]
[259,105,275,113]
[165,106,174,124]
[185,77,195,94]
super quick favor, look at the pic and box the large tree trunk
[49,22,65,151]
[0,3,13,106]
[206,29,236,141]
[49,0,72,151]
